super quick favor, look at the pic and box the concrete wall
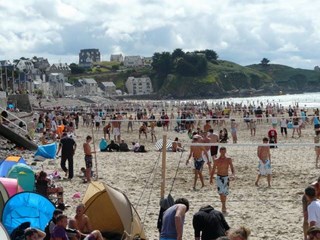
[8,94,32,112]
[0,91,6,109]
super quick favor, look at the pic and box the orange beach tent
[82,181,146,240]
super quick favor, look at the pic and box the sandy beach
[15,106,319,240]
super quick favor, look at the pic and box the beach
[16,105,316,240]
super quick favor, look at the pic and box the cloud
[0,0,319,69]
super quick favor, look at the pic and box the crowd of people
[6,99,320,239]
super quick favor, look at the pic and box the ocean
[173,92,320,108]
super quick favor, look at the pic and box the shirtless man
[255,137,271,187]
[186,134,209,190]
[210,147,235,213]
[83,136,95,183]
[203,120,212,133]
[112,115,121,142]
[200,132,212,175]
[207,129,219,161]
[150,120,157,143]
[68,204,103,240]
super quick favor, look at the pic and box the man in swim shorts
[255,137,271,187]
[83,135,95,183]
[186,134,209,190]
[210,147,235,213]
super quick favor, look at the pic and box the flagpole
[161,134,167,199]
[91,126,99,180]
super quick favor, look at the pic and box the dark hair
[53,209,63,216]
[86,135,92,141]
[220,147,226,151]
[56,214,67,222]
[209,129,213,133]
[24,228,38,237]
[263,137,269,142]
[305,186,316,198]
[174,198,189,212]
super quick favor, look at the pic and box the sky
[0,0,319,69]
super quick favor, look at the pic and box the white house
[110,54,124,62]
[98,82,116,96]
[142,57,153,67]
[46,63,71,76]
[125,76,153,95]
[74,78,98,96]
[14,59,34,72]
[123,56,143,67]
[48,73,66,97]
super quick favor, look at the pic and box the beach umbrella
[155,139,173,151]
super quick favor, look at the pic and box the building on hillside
[98,82,116,96]
[79,49,101,68]
[110,54,124,62]
[14,58,34,72]
[125,76,153,95]
[123,56,143,68]
[46,63,71,76]
[142,57,153,67]
[0,60,14,91]
[48,73,66,97]
[74,78,98,96]
[31,57,50,72]
[64,83,75,96]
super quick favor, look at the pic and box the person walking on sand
[56,132,77,180]
[186,134,209,190]
[208,129,219,161]
[160,198,189,240]
[210,147,235,213]
[83,136,95,183]
[230,119,238,143]
[255,137,272,187]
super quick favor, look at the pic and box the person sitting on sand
[35,171,64,208]
[219,128,228,143]
[119,139,130,152]
[68,204,103,240]
[172,137,183,152]
[106,140,120,152]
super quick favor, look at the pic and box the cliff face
[70,61,320,99]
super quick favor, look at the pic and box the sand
[28,111,318,240]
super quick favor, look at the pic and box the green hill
[247,64,320,91]
[69,59,320,99]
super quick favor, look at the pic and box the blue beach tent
[34,142,57,159]
[2,192,55,234]
[0,156,26,177]
[7,163,35,191]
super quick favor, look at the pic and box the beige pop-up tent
[82,181,146,240]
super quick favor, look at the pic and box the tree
[69,63,85,74]
[204,49,218,61]
[172,48,185,60]
[260,58,270,66]
[111,65,119,72]
[151,52,172,77]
